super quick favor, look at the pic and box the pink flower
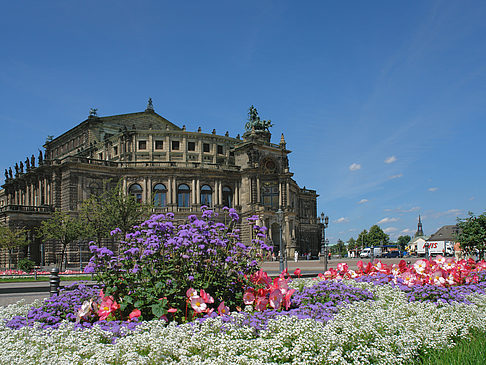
[269,289,283,310]
[294,268,302,277]
[98,297,119,320]
[254,297,268,311]
[337,262,348,273]
[129,309,141,320]
[168,308,178,313]
[190,296,207,313]
[76,299,94,323]
[200,289,214,304]
[217,301,230,316]
[283,288,295,310]
[186,288,198,299]
[250,270,272,286]
[243,290,255,305]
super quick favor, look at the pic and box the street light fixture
[276,209,284,273]
[320,212,329,272]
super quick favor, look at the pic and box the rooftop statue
[244,105,273,132]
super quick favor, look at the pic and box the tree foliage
[331,239,347,257]
[37,211,83,271]
[367,225,389,247]
[0,226,29,269]
[347,237,357,250]
[79,181,152,245]
[356,230,369,249]
[397,235,411,250]
[456,211,486,257]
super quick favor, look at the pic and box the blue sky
[1,1,484,243]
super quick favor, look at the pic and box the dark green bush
[17,258,35,273]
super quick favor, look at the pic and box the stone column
[196,179,200,204]
[256,177,260,204]
[167,177,172,204]
[192,179,196,205]
[235,182,239,206]
[286,181,290,208]
[172,178,177,206]
[218,181,223,207]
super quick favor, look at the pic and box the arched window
[177,184,190,207]
[88,182,102,197]
[200,185,212,207]
[222,186,233,208]
[129,183,143,203]
[153,184,167,207]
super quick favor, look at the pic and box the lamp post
[277,209,284,273]
[320,212,329,272]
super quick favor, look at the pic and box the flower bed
[1,209,485,364]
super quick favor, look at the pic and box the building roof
[427,225,460,241]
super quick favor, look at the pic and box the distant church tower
[415,215,424,237]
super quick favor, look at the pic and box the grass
[0,275,93,283]
[418,329,486,365]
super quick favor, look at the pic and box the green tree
[80,181,152,245]
[0,226,29,269]
[347,237,357,249]
[397,235,411,250]
[332,239,347,257]
[367,225,389,247]
[356,230,369,249]
[456,211,486,259]
[37,211,83,271]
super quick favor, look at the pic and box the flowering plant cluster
[85,208,271,322]
[242,269,295,311]
[318,256,486,287]
[0,269,82,276]
[5,282,141,339]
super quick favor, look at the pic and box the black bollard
[49,267,60,297]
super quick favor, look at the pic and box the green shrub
[17,258,35,273]
[86,208,271,322]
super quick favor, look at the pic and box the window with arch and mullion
[153,183,167,207]
[200,184,212,207]
[222,186,233,208]
[129,183,143,203]
[177,184,190,208]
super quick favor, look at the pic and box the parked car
[383,251,402,258]
[360,247,383,258]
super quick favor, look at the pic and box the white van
[360,247,382,258]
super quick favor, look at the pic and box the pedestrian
[328,251,331,260]
[294,250,299,262]
[271,252,275,261]
[454,242,463,260]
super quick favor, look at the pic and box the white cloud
[428,187,438,192]
[384,156,397,164]
[389,173,403,179]
[384,227,398,233]
[378,217,399,224]
[334,217,349,224]
[358,199,368,204]
[384,206,420,213]
[349,163,361,171]
[400,228,413,234]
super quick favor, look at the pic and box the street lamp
[320,212,329,272]
[276,209,284,273]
